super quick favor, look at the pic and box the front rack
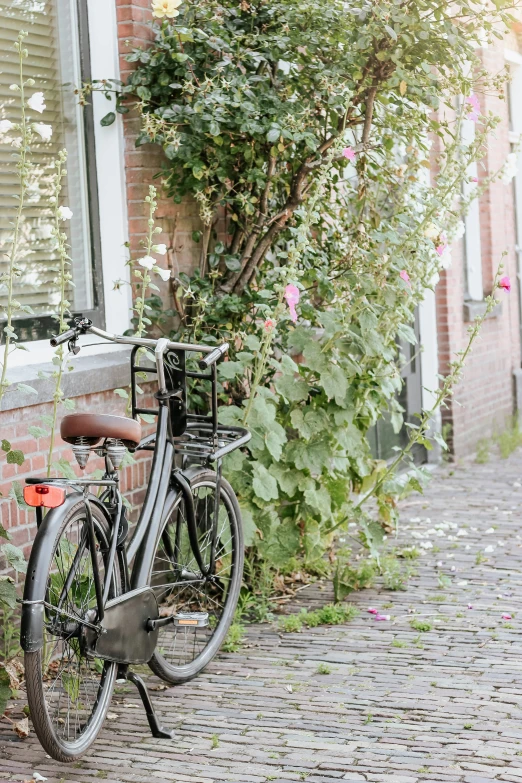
[130,344,251,463]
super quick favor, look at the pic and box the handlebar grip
[50,328,77,347]
[198,343,229,370]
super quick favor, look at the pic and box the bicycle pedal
[173,612,209,628]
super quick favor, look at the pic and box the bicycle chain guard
[84,586,159,664]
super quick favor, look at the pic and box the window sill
[1,347,132,413]
[463,299,502,323]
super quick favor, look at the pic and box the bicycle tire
[25,499,123,762]
[148,469,243,684]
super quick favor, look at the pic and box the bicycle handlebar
[50,328,77,347]
[198,343,229,370]
[50,319,228,363]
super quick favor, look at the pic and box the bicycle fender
[20,492,111,653]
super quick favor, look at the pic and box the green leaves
[100,111,116,127]
[1,543,26,574]
[0,576,17,610]
[252,462,278,502]
[0,664,11,716]
[1,439,25,467]
[114,0,507,584]
[275,371,309,403]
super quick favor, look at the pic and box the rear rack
[137,421,250,463]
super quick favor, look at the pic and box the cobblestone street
[3,451,522,783]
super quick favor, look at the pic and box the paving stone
[4,453,522,781]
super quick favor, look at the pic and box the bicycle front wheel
[24,500,123,762]
[148,469,243,684]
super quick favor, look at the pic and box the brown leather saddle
[60,413,142,448]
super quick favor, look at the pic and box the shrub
[94,0,515,577]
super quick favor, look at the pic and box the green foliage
[496,417,522,459]
[91,0,514,584]
[381,555,414,591]
[222,621,245,652]
[409,618,432,633]
[1,440,24,467]
[475,439,490,464]
[316,663,332,675]
[0,665,10,716]
[333,559,377,602]
[278,603,358,632]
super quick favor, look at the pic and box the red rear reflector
[24,485,66,509]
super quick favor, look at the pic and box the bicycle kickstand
[120,667,175,739]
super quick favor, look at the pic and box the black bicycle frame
[21,332,251,653]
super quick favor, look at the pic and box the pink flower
[502,613,512,620]
[399,270,411,287]
[465,94,480,122]
[342,146,356,161]
[467,604,473,610]
[284,284,300,323]
[470,176,478,183]
[436,243,447,256]
[499,275,511,293]
[374,614,391,621]
[264,318,275,332]
[367,607,379,615]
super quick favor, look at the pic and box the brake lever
[67,337,80,356]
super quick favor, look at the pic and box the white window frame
[461,103,484,301]
[505,49,522,335]
[8,0,131,368]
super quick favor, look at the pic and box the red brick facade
[435,41,522,455]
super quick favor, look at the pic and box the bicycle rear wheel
[148,469,243,684]
[24,500,123,762]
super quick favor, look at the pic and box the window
[0,0,103,341]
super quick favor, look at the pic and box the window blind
[0,0,93,320]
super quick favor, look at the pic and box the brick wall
[435,37,522,456]
[0,0,188,582]
[116,0,203,287]
[0,389,153,587]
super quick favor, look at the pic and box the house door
[368,308,426,464]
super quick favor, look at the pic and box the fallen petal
[374,614,391,621]
[367,607,379,614]
[502,613,512,620]
[13,718,29,738]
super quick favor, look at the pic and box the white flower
[58,206,73,221]
[452,220,465,241]
[423,223,439,239]
[155,266,171,282]
[502,152,518,185]
[152,0,182,18]
[153,243,167,255]
[9,84,19,91]
[0,120,14,134]
[27,91,46,113]
[138,255,155,270]
[438,246,452,270]
[33,122,52,142]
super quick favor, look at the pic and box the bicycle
[19,317,250,762]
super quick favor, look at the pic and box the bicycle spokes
[40,514,114,743]
[150,483,234,667]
